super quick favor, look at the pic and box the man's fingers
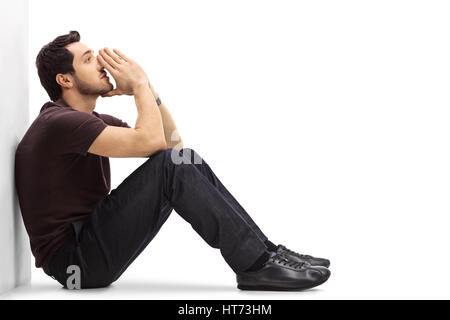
[97,54,117,75]
[99,48,120,69]
[104,47,123,65]
[113,48,129,62]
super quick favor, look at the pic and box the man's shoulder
[39,99,65,113]
[95,112,116,124]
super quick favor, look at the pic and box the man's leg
[61,147,268,288]
[179,148,270,244]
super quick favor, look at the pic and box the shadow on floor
[1,280,321,298]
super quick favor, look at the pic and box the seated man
[15,30,331,291]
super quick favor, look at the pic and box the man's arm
[148,81,184,151]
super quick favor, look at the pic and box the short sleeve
[46,110,108,156]
[98,113,131,128]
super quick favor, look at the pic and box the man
[15,30,331,291]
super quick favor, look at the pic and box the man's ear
[55,73,73,89]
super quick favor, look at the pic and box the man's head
[36,30,112,102]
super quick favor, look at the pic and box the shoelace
[279,245,313,259]
[271,253,306,269]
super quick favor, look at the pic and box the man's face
[65,41,113,96]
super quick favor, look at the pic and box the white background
[4,0,450,299]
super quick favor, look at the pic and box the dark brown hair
[35,31,80,101]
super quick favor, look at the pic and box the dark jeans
[47,147,270,288]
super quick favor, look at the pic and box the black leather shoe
[276,244,331,268]
[236,253,331,291]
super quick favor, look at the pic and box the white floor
[0,275,328,300]
[2,214,450,300]
[2,268,448,300]
[2,256,449,300]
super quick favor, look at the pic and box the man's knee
[168,147,203,165]
[145,147,203,169]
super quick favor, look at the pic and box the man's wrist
[133,82,152,96]
[148,81,161,106]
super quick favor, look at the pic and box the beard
[73,73,113,96]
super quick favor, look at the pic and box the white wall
[0,0,31,295]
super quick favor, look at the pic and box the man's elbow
[167,138,183,151]
[159,138,168,150]
[148,137,168,153]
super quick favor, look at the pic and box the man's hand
[97,48,149,97]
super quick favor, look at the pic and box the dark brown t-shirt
[14,98,130,275]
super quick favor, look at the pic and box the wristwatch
[156,97,162,106]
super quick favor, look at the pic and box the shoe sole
[237,274,330,291]
[310,263,330,268]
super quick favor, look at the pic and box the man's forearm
[149,81,184,150]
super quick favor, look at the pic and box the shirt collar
[40,97,70,113]
[53,97,71,108]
